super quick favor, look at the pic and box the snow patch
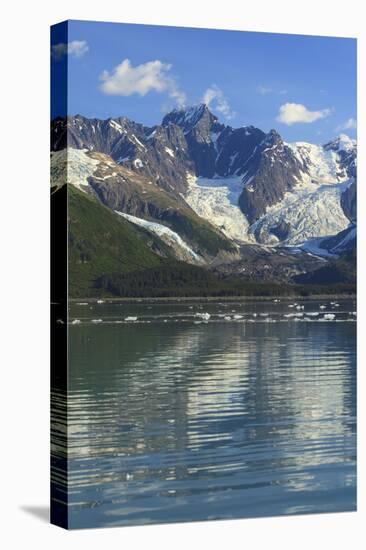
[134,158,143,168]
[115,211,202,263]
[109,120,124,134]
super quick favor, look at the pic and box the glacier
[185,173,252,243]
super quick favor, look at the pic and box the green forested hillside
[67,186,168,296]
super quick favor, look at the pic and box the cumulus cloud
[51,40,89,60]
[276,102,331,125]
[258,86,287,96]
[202,84,236,120]
[99,58,186,107]
[336,117,357,132]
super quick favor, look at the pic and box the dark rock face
[162,104,265,178]
[341,181,357,222]
[270,220,291,241]
[319,224,356,255]
[215,126,265,176]
[238,130,304,223]
[163,104,223,178]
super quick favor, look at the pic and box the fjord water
[57,299,356,528]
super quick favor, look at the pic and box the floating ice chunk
[71,319,81,325]
[195,312,211,321]
[296,305,304,310]
[306,312,319,317]
[252,313,257,317]
[288,304,295,308]
[259,313,269,317]
[126,473,134,481]
[125,316,138,322]
[233,314,243,319]
[273,299,280,303]
[284,312,303,318]
[91,319,103,323]
[97,300,105,304]
[224,316,231,321]
[319,305,326,310]
[324,313,336,320]
[76,302,88,306]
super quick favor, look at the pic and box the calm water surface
[52,298,356,528]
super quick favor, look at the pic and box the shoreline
[69,294,356,304]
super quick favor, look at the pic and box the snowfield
[185,173,252,242]
[288,141,350,184]
[51,148,100,191]
[115,211,203,264]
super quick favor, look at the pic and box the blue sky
[51,20,357,143]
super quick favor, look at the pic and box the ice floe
[195,312,211,321]
[324,313,336,320]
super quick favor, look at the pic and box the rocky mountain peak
[261,129,283,148]
[162,103,219,133]
[323,133,356,153]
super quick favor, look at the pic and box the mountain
[51,104,357,294]
[51,147,235,260]
[238,130,304,223]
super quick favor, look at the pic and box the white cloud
[99,58,186,107]
[276,102,331,125]
[202,84,235,120]
[336,117,357,132]
[51,40,89,60]
[258,86,287,96]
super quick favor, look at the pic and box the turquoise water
[52,298,356,528]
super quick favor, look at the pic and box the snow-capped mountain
[51,104,357,266]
